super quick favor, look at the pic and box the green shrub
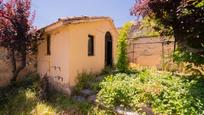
[97,69,204,114]
[97,73,138,109]
[74,72,97,94]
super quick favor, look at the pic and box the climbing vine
[116,22,133,72]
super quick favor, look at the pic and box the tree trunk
[9,48,17,82]
[9,48,26,82]
[173,36,177,52]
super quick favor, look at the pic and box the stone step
[73,96,86,102]
[80,89,95,97]
[87,95,96,103]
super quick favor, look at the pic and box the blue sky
[32,0,136,28]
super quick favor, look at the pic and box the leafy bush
[97,73,137,108]
[73,72,97,94]
[173,48,204,66]
[97,69,204,114]
[173,49,204,75]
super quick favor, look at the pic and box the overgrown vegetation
[0,74,91,115]
[1,68,204,114]
[116,22,133,72]
[162,50,204,75]
[0,73,114,115]
[73,67,118,94]
[97,69,204,114]
[73,72,99,94]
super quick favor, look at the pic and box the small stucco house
[37,16,118,94]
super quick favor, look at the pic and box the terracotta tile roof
[58,16,111,22]
[41,16,112,31]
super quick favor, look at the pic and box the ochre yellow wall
[67,20,118,86]
[37,27,70,86]
[37,19,118,89]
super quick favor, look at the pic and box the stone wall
[0,48,12,87]
[128,37,174,68]
[0,47,37,87]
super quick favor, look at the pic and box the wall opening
[105,32,113,67]
[88,35,94,56]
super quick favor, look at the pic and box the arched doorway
[105,32,113,67]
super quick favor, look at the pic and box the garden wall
[0,47,37,87]
[128,37,174,68]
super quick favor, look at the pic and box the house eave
[40,21,64,34]
[39,16,118,35]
